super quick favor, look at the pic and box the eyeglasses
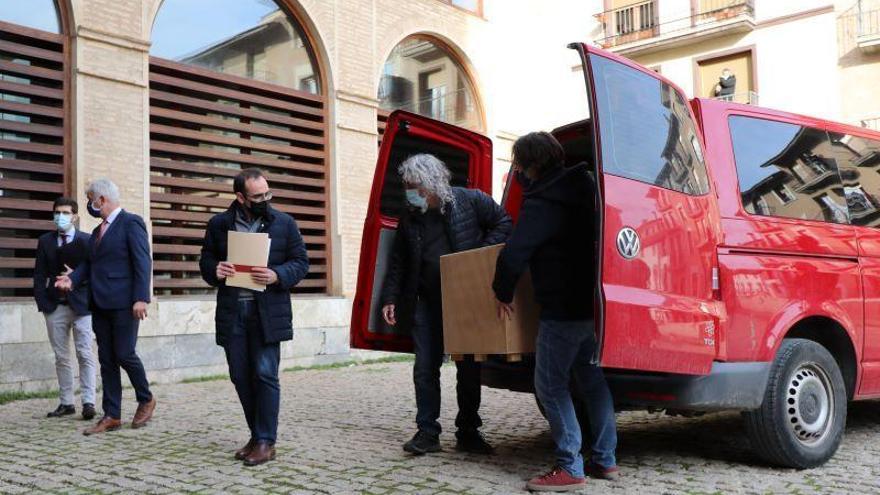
[246,191,273,202]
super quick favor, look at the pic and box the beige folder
[226,231,271,291]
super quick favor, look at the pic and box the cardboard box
[440,244,539,356]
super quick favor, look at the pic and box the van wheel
[743,338,846,468]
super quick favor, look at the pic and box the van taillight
[711,266,720,300]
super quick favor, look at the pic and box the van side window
[729,116,849,224]
[590,54,710,195]
[826,132,880,227]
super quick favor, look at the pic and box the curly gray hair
[86,178,120,204]
[398,153,454,212]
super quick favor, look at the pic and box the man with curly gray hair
[380,153,512,456]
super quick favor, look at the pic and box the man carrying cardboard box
[380,153,511,456]
[493,132,619,492]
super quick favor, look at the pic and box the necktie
[96,221,109,244]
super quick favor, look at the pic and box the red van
[350,43,880,469]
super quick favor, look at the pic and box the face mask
[53,213,73,231]
[405,189,428,211]
[514,169,533,188]
[87,201,102,218]
[248,200,269,218]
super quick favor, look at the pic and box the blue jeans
[534,319,617,477]
[412,299,482,436]
[223,300,281,443]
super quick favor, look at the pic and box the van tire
[743,338,846,469]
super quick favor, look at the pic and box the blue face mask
[405,189,428,211]
[53,212,73,231]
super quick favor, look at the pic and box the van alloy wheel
[785,363,834,446]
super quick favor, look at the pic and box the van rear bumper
[480,360,772,411]
[606,361,772,411]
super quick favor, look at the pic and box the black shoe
[47,404,75,418]
[81,403,96,421]
[403,430,441,455]
[455,429,495,455]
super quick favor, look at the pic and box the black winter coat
[493,163,597,321]
[200,201,309,346]
[381,187,512,331]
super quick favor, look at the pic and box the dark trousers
[412,298,482,436]
[224,300,281,443]
[92,308,152,419]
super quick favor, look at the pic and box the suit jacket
[33,230,91,316]
[70,210,152,311]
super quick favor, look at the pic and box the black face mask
[514,169,533,188]
[87,202,102,218]
[248,200,269,218]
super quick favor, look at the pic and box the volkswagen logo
[616,227,640,259]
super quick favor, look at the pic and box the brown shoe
[83,416,122,436]
[235,439,258,460]
[131,397,157,429]
[243,441,276,466]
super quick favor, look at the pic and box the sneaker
[585,461,620,481]
[526,467,586,492]
[455,429,495,455]
[403,430,441,455]
[47,404,75,418]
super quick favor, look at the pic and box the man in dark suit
[55,178,156,436]
[200,168,309,466]
[33,197,97,420]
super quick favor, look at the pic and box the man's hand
[496,299,514,320]
[251,267,278,286]
[133,301,148,320]
[382,304,396,326]
[216,261,235,280]
[55,275,72,293]
[61,264,73,276]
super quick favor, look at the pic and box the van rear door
[350,110,493,352]
[570,43,722,375]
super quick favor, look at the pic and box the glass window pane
[0,1,60,33]
[730,116,848,224]
[827,132,880,227]
[379,37,482,132]
[151,0,320,94]
[590,54,710,195]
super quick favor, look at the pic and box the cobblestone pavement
[2,360,880,494]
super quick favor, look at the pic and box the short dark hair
[53,196,78,214]
[512,131,565,177]
[233,168,265,195]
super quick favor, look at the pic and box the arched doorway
[149,0,330,295]
[0,1,70,297]
[377,34,484,142]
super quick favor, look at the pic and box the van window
[590,54,710,195]
[729,116,848,224]
[827,131,880,227]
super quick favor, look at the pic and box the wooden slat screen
[0,21,67,297]
[377,110,390,146]
[149,57,329,295]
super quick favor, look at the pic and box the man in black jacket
[493,132,618,492]
[200,168,309,466]
[380,153,511,455]
[33,197,97,420]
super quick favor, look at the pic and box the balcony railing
[595,1,659,49]
[694,0,755,24]
[595,0,754,49]
[712,91,759,105]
